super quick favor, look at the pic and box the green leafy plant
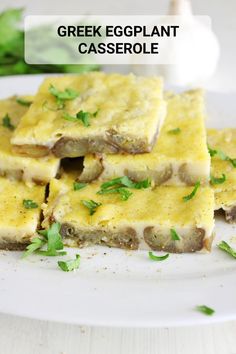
[0,8,100,76]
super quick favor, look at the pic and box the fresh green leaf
[97,187,133,201]
[37,222,66,257]
[113,176,150,190]
[207,144,217,157]
[196,305,215,316]
[210,174,226,185]
[73,181,87,191]
[76,111,91,127]
[22,237,46,258]
[217,150,228,161]
[0,8,100,77]
[217,149,236,167]
[16,97,32,107]
[170,228,180,241]
[23,199,38,209]
[81,199,102,215]
[58,254,80,272]
[0,8,23,47]
[100,176,135,190]
[218,240,236,258]
[63,110,91,127]
[133,179,151,189]
[49,85,79,109]
[2,114,15,130]
[93,110,99,117]
[183,181,200,202]
[49,85,79,101]
[208,145,236,168]
[148,251,169,261]
[168,127,181,134]
[97,176,150,200]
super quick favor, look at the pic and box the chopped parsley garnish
[170,228,180,241]
[63,110,98,127]
[168,127,181,134]
[73,181,87,191]
[218,240,236,258]
[23,199,38,209]
[196,305,215,316]
[100,176,135,190]
[97,176,151,201]
[183,181,200,202]
[49,84,79,109]
[210,174,226,185]
[208,145,236,168]
[16,98,32,107]
[2,114,15,130]
[132,179,151,189]
[63,111,90,127]
[38,222,66,257]
[22,237,46,258]
[207,144,217,157]
[58,254,80,272]
[93,110,99,117]
[148,251,169,261]
[98,187,133,201]
[22,222,66,258]
[81,199,102,215]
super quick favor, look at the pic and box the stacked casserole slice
[208,129,236,223]
[0,96,60,248]
[1,71,227,253]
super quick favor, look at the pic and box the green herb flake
[93,110,99,117]
[49,84,79,109]
[63,110,91,127]
[37,222,66,257]
[208,145,236,168]
[58,254,80,272]
[168,127,181,135]
[183,181,200,202]
[148,251,169,261]
[170,228,180,241]
[207,144,217,157]
[16,98,32,107]
[196,305,215,316]
[218,240,236,258]
[210,174,226,185]
[100,176,135,190]
[133,179,151,189]
[2,114,15,130]
[81,199,102,215]
[98,187,133,201]
[97,176,150,201]
[22,237,46,258]
[23,199,38,209]
[73,181,87,191]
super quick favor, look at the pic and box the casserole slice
[43,173,215,253]
[0,96,59,184]
[0,176,45,250]
[208,129,236,223]
[79,90,210,186]
[11,72,165,158]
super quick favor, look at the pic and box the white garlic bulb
[133,0,220,87]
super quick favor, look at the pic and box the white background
[0,0,236,353]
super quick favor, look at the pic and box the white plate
[0,75,236,328]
